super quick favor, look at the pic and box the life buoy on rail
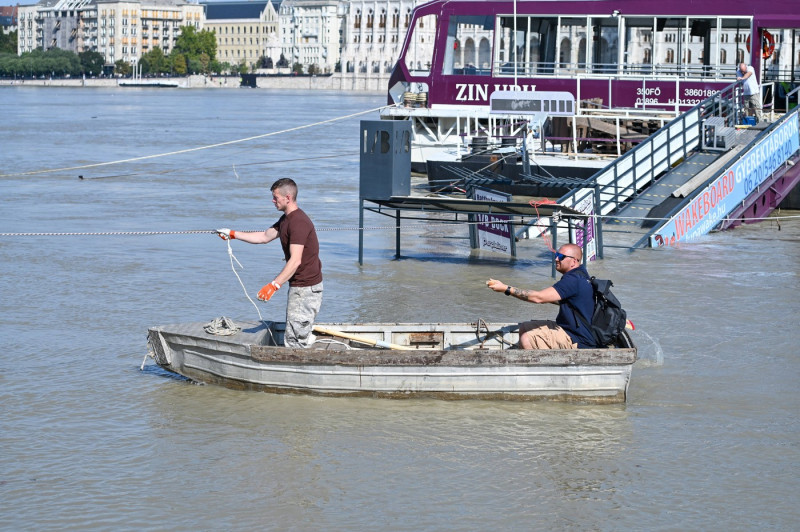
[746,31,776,60]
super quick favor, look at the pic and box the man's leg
[284,282,323,348]
[518,320,578,349]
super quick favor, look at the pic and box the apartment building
[17,0,203,66]
[202,1,281,70]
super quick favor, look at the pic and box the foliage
[78,50,105,76]
[172,53,187,76]
[258,55,273,69]
[114,59,131,77]
[139,46,169,75]
[187,56,202,75]
[276,53,288,68]
[0,30,17,54]
[0,47,81,77]
[209,59,224,75]
[292,62,304,75]
[173,26,216,61]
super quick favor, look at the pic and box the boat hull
[147,321,636,403]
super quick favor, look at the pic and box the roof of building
[32,0,197,8]
[202,1,280,21]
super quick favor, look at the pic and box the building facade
[278,0,343,73]
[17,0,203,67]
[340,0,419,75]
[14,0,428,77]
[202,1,280,70]
[1,5,19,33]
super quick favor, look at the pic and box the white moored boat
[146,320,637,403]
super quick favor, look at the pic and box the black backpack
[567,277,628,347]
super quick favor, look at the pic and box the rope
[203,316,242,336]
[2,212,799,238]
[224,239,265,323]
[0,104,393,178]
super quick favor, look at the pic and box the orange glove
[257,281,280,301]
[216,228,236,240]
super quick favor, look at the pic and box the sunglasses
[554,251,577,262]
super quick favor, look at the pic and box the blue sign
[651,114,800,247]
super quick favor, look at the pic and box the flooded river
[1,86,798,530]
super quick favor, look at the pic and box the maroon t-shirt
[272,208,322,287]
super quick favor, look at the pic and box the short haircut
[271,178,298,200]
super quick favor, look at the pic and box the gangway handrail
[786,85,800,115]
[555,81,743,221]
[631,104,800,249]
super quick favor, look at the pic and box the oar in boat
[313,326,415,351]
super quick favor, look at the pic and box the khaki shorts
[518,320,578,349]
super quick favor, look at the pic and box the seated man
[486,243,596,349]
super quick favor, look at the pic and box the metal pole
[594,186,604,259]
[358,198,364,265]
[550,216,558,278]
[395,209,401,259]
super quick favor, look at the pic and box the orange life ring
[747,31,775,60]
[762,30,775,60]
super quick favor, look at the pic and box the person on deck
[486,243,596,349]
[216,178,323,348]
[737,62,763,122]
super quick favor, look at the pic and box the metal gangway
[547,81,800,252]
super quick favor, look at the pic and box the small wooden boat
[146,320,637,403]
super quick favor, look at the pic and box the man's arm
[486,278,561,304]
[273,243,304,286]
[231,227,279,244]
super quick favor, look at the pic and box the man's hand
[216,228,236,240]
[257,281,281,301]
[486,278,508,293]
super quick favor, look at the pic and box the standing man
[737,62,762,122]
[486,243,596,349]
[217,178,323,348]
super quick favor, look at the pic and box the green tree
[140,46,168,75]
[174,26,217,63]
[78,50,105,76]
[0,30,17,54]
[292,62,303,75]
[172,53,187,75]
[198,52,210,74]
[114,59,131,77]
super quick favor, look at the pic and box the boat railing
[493,61,731,81]
[785,85,800,114]
[554,80,742,232]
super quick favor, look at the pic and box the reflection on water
[1,87,799,530]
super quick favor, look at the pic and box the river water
[1,86,798,530]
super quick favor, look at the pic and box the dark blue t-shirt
[552,265,596,348]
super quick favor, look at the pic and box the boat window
[495,16,558,76]
[557,17,588,75]
[403,13,437,76]
[623,17,654,76]
[654,17,685,75]
[441,15,494,76]
[719,17,751,74]
[762,27,798,82]
[591,16,619,74]
[686,18,717,77]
